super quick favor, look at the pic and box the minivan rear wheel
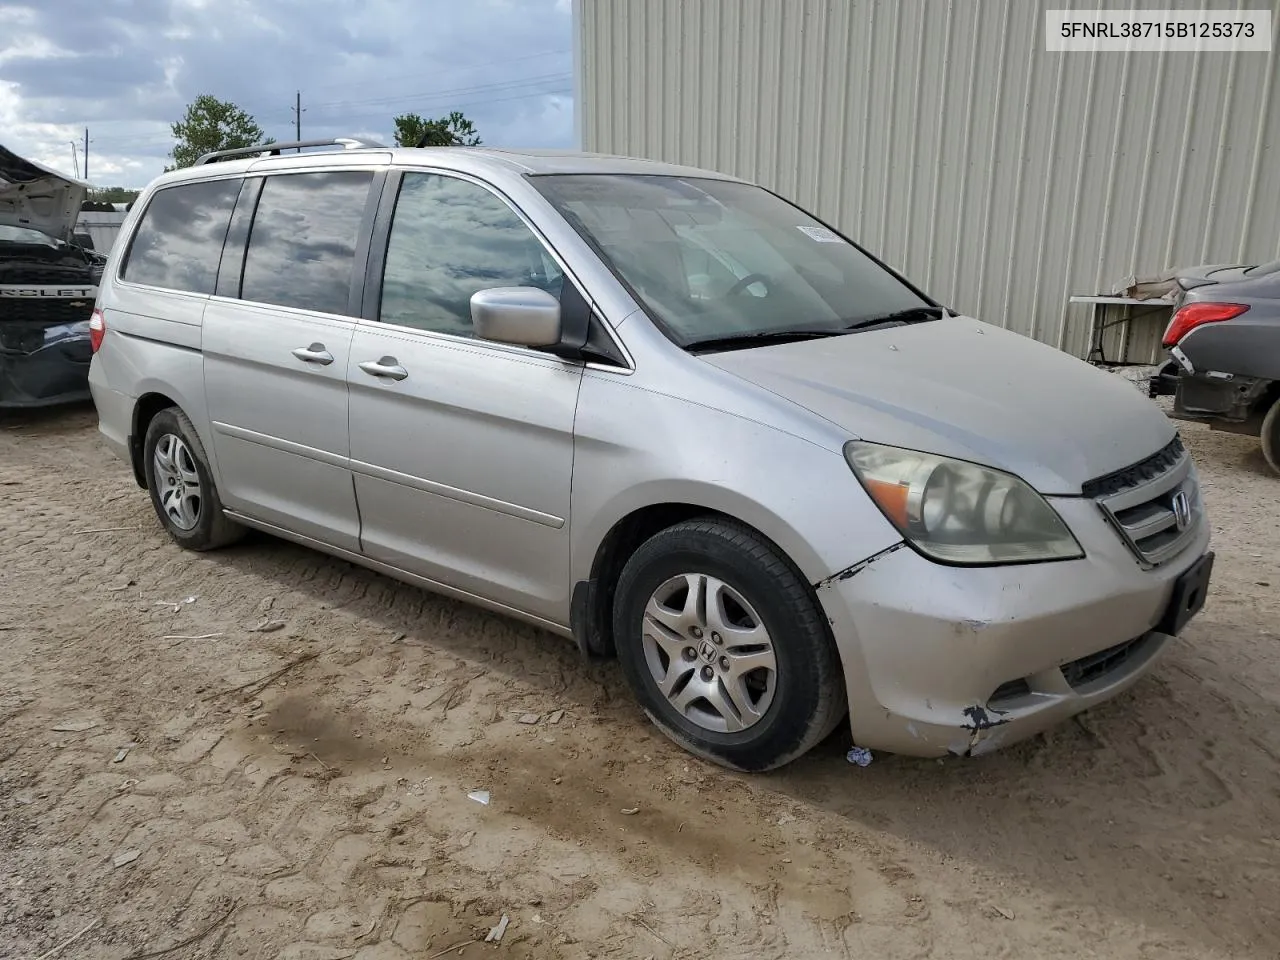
[1262,396,1280,476]
[612,517,846,771]
[142,407,244,550]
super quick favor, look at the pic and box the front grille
[1061,635,1150,690]
[1088,435,1201,567]
[1081,436,1185,499]
[0,298,93,326]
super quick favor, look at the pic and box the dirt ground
[2,397,1279,960]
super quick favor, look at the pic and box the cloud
[0,0,574,187]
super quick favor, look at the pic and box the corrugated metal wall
[575,0,1280,359]
[74,211,127,258]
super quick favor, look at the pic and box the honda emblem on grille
[1171,490,1191,532]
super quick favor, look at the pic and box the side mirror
[470,287,562,348]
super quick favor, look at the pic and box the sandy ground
[2,397,1279,960]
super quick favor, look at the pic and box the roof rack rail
[194,137,386,166]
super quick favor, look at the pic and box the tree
[89,186,140,205]
[167,95,272,170]
[393,111,481,147]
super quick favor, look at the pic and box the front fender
[569,376,902,587]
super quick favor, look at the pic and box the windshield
[530,174,932,346]
[0,224,62,248]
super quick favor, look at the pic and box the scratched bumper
[817,495,1211,758]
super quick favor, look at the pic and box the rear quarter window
[120,178,242,294]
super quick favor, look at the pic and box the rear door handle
[292,343,334,365]
[358,357,409,381]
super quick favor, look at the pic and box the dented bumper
[818,495,1211,758]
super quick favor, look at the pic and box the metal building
[74,211,128,258]
[572,0,1280,361]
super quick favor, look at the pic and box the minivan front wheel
[612,518,847,771]
[142,407,244,551]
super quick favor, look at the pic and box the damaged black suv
[1149,260,1280,476]
[1,144,104,408]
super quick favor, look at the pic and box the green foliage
[89,186,140,205]
[168,95,272,170]
[393,111,482,148]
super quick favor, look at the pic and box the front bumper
[0,323,92,408]
[820,494,1212,758]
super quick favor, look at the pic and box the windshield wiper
[842,305,945,331]
[685,329,848,353]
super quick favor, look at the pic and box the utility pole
[83,128,90,181]
[291,91,305,151]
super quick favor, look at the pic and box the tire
[1262,396,1280,476]
[611,517,847,772]
[142,407,245,550]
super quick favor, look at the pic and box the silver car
[87,139,1213,770]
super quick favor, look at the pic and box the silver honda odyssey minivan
[88,139,1213,770]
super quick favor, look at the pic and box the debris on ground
[31,917,101,960]
[204,652,318,701]
[846,746,873,767]
[484,913,510,943]
[112,850,141,868]
[548,710,565,724]
[162,633,223,642]
[517,713,541,725]
[993,905,1016,920]
[468,790,490,805]
[154,596,197,613]
[50,720,100,733]
[621,807,640,815]
[249,619,286,633]
[112,742,138,763]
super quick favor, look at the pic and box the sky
[0,0,576,189]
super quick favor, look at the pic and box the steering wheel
[724,272,770,297]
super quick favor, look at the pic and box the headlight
[844,441,1084,565]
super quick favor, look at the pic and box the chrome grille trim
[1090,438,1202,568]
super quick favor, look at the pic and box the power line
[39,49,573,130]
[81,83,573,151]
[256,71,572,122]
[300,46,570,95]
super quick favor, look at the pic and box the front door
[347,171,583,622]
[203,169,379,551]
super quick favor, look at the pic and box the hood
[703,317,1176,495]
[0,143,89,242]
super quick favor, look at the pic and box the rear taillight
[89,308,106,352]
[1162,302,1248,347]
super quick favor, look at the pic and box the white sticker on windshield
[796,224,845,243]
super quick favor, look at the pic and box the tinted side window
[121,179,241,293]
[379,173,563,337]
[241,171,373,316]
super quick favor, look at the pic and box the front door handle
[358,356,409,381]
[292,343,334,365]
